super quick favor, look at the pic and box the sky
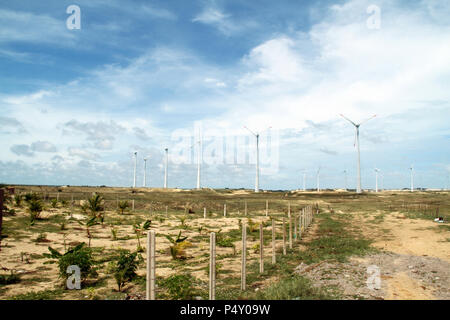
[0,0,449,190]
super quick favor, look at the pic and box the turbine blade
[339,114,357,126]
[359,114,377,126]
[243,126,257,137]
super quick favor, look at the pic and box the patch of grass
[9,288,66,300]
[254,275,336,300]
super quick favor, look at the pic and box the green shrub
[112,250,142,292]
[43,243,96,283]
[27,199,43,225]
[160,273,196,300]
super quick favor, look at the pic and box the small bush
[112,250,142,292]
[160,273,196,300]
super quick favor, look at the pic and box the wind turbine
[343,170,347,191]
[133,151,137,188]
[340,114,376,193]
[302,171,306,191]
[316,167,321,192]
[143,157,148,187]
[244,125,271,192]
[374,168,380,192]
[191,130,202,190]
[409,165,414,192]
[164,148,168,189]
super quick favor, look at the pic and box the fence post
[282,217,286,255]
[245,200,248,216]
[224,204,227,217]
[241,223,246,291]
[146,230,156,300]
[0,189,3,251]
[294,214,297,242]
[289,215,292,249]
[298,213,302,240]
[272,218,276,264]
[209,232,216,300]
[204,207,207,219]
[165,205,168,217]
[288,201,291,218]
[259,224,264,273]
[266,200,268,216]
[132,199,135,211]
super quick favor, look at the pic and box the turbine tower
[143,158,148,187]
[340,114,376,193]
[316,167,321,192]
[343,170,347,191]
[244,126,271,193]
[164,148,168,189]
[409,165,414,192]
[374,168,380,192]
[192,129,202,190]
[133,151,137,188]
[303,171,306,191]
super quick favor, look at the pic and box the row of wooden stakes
[145,205,316,300]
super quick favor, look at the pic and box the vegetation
[133,220,151,252]
[27,199,44,225]
[111,250,142,292]
[43,243,96,284]
[117,201,130,215]
[159,273,197,300]
[165,231,191,260]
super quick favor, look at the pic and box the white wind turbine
[374,168,380,192]
[143,157,148,187]
[340,114,376,193]
[133,151,137,188]
[302,170,307,191]
[409,165,414,192]
[343,169,348,191]
[316,167,321,192]
[244,125,271,193]
[164,148,168,189]
[191,130,203,190]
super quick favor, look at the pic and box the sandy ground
[295,210,450,300]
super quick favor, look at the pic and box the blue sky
[0,0,449,190]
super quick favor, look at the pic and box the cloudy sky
[0,0,449,190]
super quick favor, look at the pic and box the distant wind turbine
[143,157,148,187]
[409,165,414,192]
[164,148,168,189]
[302,171,306,191]
[343,170,347,191]
[374,168,380,192]
[191,130,203,190]
[316,167,321,192]
[340,114,376,193]
[244,125,271,192]
[133,151,137,188]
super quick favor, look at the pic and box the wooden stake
[282,217,286,255]
[259,224,264,273]
[288,201,291,218]
[289,216,292,249]
[241,223,246,291]
[146,230,156,300]
[271,219,276,264]
[294,214,297,241]
[209,232,216,300]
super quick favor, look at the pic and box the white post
[245,200,248,216]
[298,214,302,240]
[165,205,168,217]
[143,158,147,187]
[294,214,297,241]
[289,216,292,249]
[132,199,135,211]
[241,223,246,291]
[224,203,227,217]
[266,200,268,216]
[282,217,286,255]
[209,232,216,300]
[356,126,362,193]
[204,207,207,219]
[259,224,264,273]
[271,218,276,264]
[146,230,155,300]
[288,201,291,218]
